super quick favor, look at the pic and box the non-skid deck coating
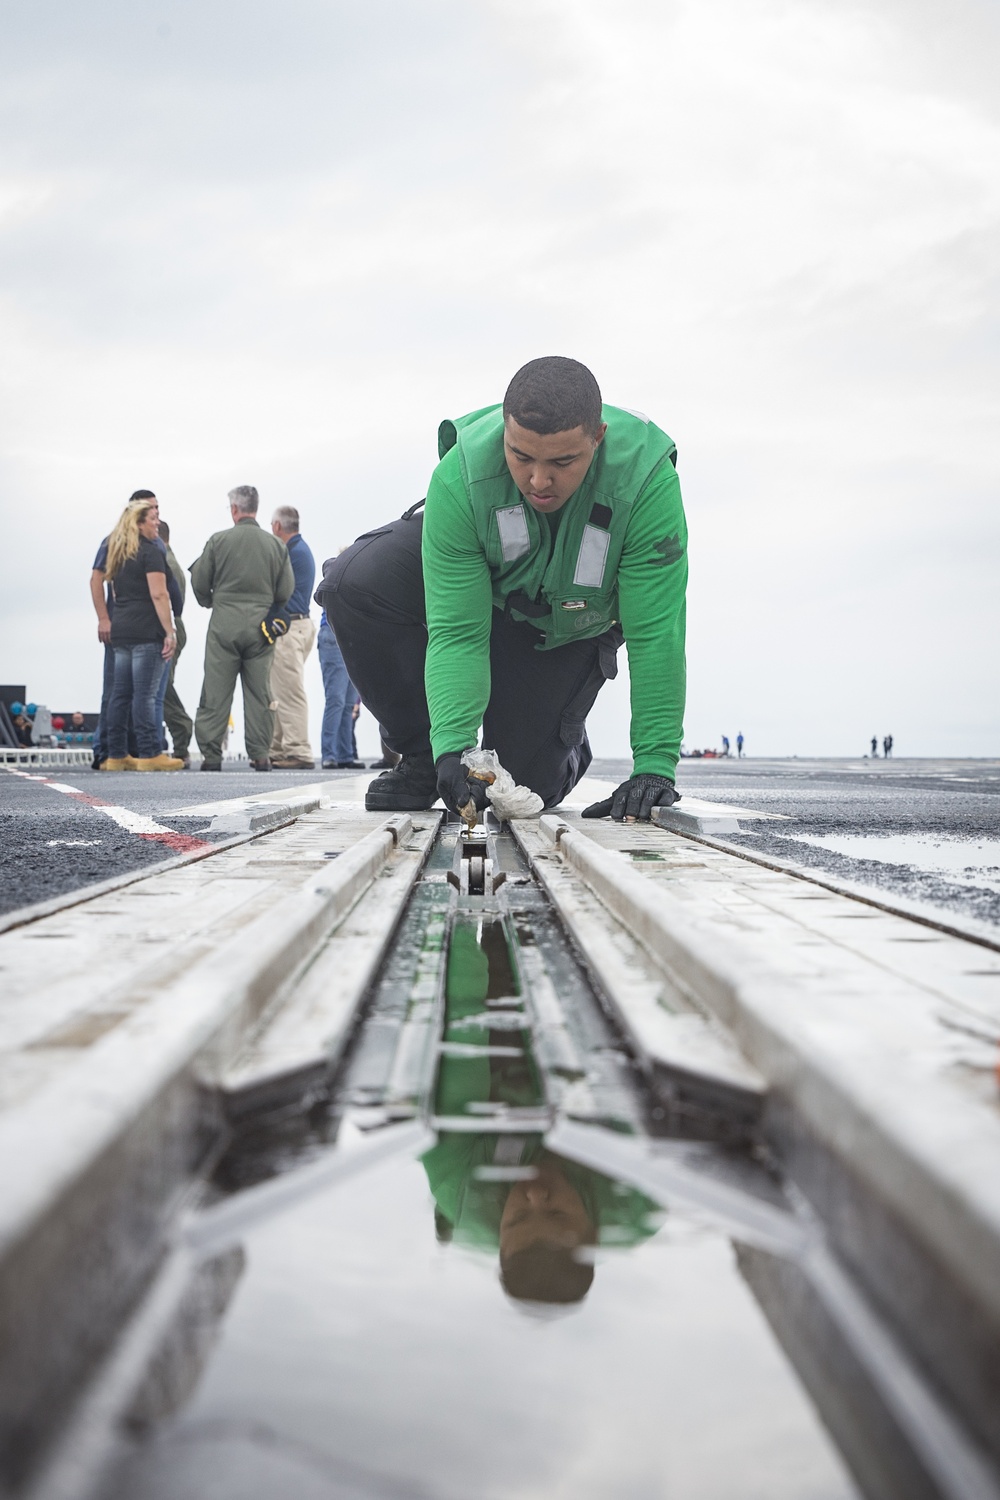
[631,757,1000,940]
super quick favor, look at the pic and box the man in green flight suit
[319,357,687,820]
[190,485,295,771]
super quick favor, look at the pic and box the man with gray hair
[268,504,317,769]
[189,485,294,771]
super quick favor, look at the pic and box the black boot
[364,753,437,811]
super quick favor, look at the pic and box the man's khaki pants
[270,616,317,761]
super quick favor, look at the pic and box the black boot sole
[364,789,437,811]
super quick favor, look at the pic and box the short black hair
[129,489,156,502]
[503,357,603,437]
[499,1244,595,1305]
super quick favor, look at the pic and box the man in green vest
[318,357,687,820]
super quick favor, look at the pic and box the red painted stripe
[5,767,213,853]
[61,789,113,809]
[138,831,213,854]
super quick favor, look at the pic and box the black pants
[318,511,622,809]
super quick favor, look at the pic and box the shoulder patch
[650,532,684,567]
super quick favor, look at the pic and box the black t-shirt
[109,538,167,646]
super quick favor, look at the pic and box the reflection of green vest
[437,404,677,650]
[422,1135,662,1254]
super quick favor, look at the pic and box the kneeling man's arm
[422,470,493,761]
[617,464,688,781]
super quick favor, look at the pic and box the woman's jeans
[317,620,360,763]
[107,641,164,759]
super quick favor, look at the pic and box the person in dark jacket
[157,519,193,766]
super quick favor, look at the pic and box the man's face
[503,417,607,515]
[498,1160,595,1258]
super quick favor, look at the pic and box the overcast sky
[1,0,997,762]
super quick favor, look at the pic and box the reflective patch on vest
[562,599,587,611]
[619,406,649,423]
[496,504,530,562]
[573,524,611,589]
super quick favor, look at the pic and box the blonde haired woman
[102,495,183,771]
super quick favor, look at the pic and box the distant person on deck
[11,705,33,747]
[722,735,730,756]
[269,506,317,770]
[90,488,179,768]
[156,520,193,768]
[871,736,878,757]
[101,497,182,772]
[736,731,744,758]
[318,608,364,769]
[883,734,893,758]
[190,485,294,772]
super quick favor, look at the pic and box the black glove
[260,607,289,646]
[582,775,680,822]
[436,752,490,818]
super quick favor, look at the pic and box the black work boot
[364,753,437,811]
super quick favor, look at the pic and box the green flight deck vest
[436,403,677,650]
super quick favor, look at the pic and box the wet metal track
[17,814,1000,1500]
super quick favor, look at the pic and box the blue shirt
[285,533,316,616]
[93,535,182,619]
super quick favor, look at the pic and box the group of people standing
[89,485,369,773]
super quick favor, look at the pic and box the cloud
[0,0,997,759]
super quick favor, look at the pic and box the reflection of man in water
[498,1154,598,1303]
[422,921,659,1304]
[423,1135,658,1306]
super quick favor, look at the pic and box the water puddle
[789,833,1000,893]
[107,1134,858,1500]
[437,917,544,1121]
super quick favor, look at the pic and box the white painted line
[672,795,787,821]
[171,779,337,818]
[3,768,211,854]
[556,778,786,825]
[557,776,616,807]
[323,773,379,805]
